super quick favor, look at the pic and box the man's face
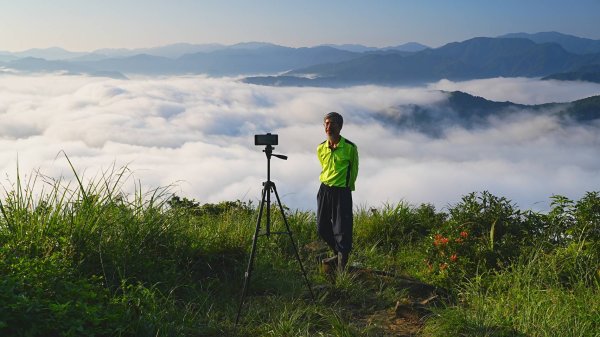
[324,118,341,138]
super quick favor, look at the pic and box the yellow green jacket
[317,136,359,191]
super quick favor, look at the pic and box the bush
[426,191,538,282]
[548,192,600,245]
[167,196,254,217]
[355,202,443,251]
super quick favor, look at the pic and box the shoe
[321,255,338,274]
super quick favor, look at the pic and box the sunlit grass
[424,248,600,337]
[0,159,598,336]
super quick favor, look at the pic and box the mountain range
[245,33,600,86]
[0,41,426,77]
[1,32,599,86]
[380,91,600,137]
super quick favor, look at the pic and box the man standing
[317,112,359,272]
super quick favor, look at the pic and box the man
[317,112,359,272]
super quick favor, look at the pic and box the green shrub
[355,202,443,251]
[574,191,600,241]
[550,192,600,244]
[425,191,538,283]
[167,196,254,217]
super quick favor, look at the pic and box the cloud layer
[1,73,599,212]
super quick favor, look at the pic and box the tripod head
[255,133,287,181]
[263,144,288,161]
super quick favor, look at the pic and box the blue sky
[1,0,599,51]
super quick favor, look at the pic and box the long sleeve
[349,143,359,191]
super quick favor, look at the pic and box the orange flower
[433,234,446,246]
[460,231,469,238]
[439,263,448,270]
[450,254,458,262]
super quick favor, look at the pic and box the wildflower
[450,254,458,262]
[460,231,469,238]
[439,263,448,270]
[433,234,444,246]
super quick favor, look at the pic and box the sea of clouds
[1,72,599,212]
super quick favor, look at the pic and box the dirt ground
[309,242,445,336]
[354,268,443,336]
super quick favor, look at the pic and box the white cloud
[1,74,599,213]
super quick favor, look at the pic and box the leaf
[489,219,497,251]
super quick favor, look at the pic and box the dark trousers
[317,183,353,254]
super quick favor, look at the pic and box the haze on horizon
[1,0,600,52]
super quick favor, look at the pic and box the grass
[0,162,599,336]
[423,250,600,337]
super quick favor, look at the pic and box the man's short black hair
[324,112,343,127]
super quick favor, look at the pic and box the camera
[254,133,278,146]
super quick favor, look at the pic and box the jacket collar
[328,136,345,150]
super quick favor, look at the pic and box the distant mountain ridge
[542,64,600,84]
[318,42,429,53]
[245,36,600,86]
[0,41,428,60]
[172,45,359,76]
[379,91,600,136]
[1,32,599,84]
[0,45,362,78]
[498,32,600,55]
[10,47,88,60]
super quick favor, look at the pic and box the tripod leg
[271,184,315,301]
[235,185,267,325]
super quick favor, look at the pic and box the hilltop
[373,90,600,136]
[1,170,598,336]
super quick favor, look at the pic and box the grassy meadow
[0,165,598,336]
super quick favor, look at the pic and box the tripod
[235,144,315,325]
